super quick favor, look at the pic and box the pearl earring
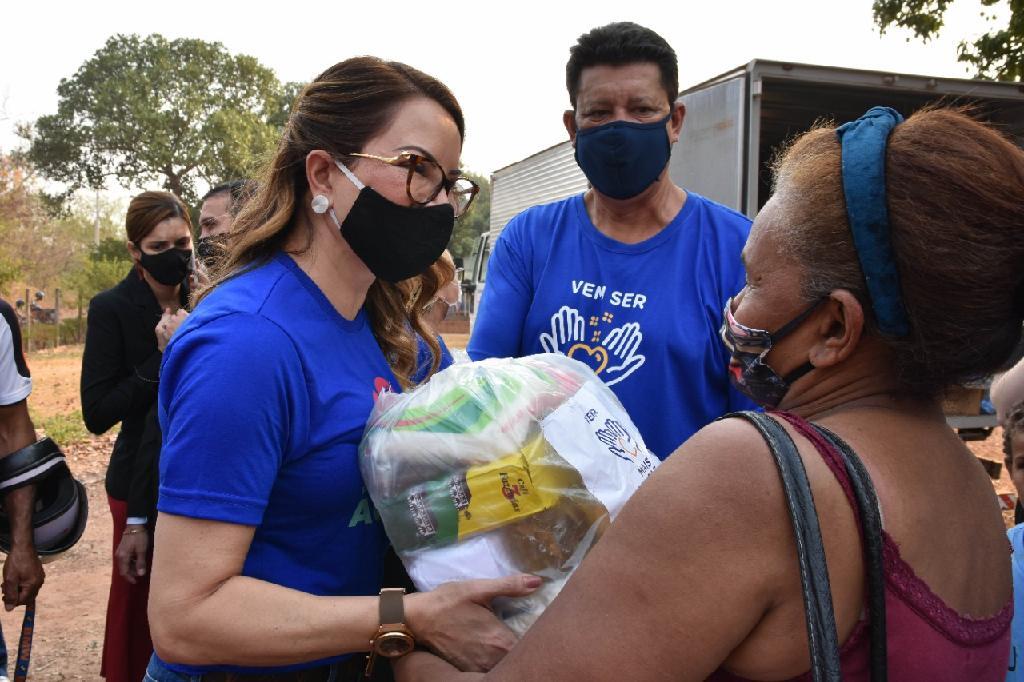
[311,194,330,214]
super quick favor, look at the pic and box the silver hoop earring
[311,194,330,214]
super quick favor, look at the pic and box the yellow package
[387,436,585,550]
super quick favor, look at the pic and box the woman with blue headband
[399,106,1021,681]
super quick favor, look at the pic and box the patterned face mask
[719,297,825,409]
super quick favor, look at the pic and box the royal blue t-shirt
[468,192,754,459]
[1007,524,1024,681]
[412,334,454,385]
[157,252,397,674]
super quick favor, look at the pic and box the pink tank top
[708,411,1011,682]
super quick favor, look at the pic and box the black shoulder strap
[809,423,888,682]
[723,411,841,682]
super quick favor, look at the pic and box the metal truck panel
[670,74,747,211]
[488,141,588,234]
[741,60,1024,215]
[748,59,1024,100]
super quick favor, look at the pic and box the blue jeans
[0,618,7,678]
[144,656,202,682]
[144,655,343,682]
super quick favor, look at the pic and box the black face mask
[196,235,229,268]
[137,247,192,286]
[328,160,454,283]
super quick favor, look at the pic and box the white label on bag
[406,535,520,591]
[540,381,659,518]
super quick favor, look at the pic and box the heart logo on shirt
[566,343,609,375]
[373,377,392,401]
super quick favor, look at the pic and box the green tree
[63,254,132,306]
[0,154,90,292]
[449,172,491,263]
[0,155,35,292]
[22,34,292,205]
[91,236,131,262]
[874,0,1024,80]
[271,81,307,128]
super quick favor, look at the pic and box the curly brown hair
[1004,402,1024,461]
[402,251,458,382]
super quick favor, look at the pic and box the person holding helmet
[0,298,86,681]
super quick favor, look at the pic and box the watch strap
[379,588,405,624]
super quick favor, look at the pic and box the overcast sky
[0,0,1008,197]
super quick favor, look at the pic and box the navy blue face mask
[573,113,672,200]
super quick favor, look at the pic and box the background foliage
[21,34,298,205]
[874,0,1024,80]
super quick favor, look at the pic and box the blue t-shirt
[157,252,397,674]
[1007,524,1024,681]
[412,334,454,385]
[468,192,754,459]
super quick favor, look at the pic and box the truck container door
[668,74,747,213]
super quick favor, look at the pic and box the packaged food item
[360,353,658,635]
[380,437,582,552]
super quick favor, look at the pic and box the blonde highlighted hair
[197,57,465,389]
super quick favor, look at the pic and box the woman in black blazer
[80,191,192,682]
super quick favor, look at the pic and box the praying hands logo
[596,418,643,462]
[539,306,646,386]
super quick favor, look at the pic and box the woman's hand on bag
[115,525,149,584]
[405,575,542,673]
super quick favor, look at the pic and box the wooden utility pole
[54,288,62,347]
[23,288,30,353]
[94,189,101,246]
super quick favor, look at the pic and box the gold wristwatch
[364,588,415,677]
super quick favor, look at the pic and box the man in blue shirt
[468,22,754,459]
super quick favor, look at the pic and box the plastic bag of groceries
[359,353,659,635]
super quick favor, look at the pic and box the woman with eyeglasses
[146,57,539,682]
[421,251,461,332]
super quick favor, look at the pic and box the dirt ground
[9,342,1016,679]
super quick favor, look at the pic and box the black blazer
[80,269,187,518]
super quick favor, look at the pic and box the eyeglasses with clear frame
[345,151,479,217]
[423,297,459,322]
[422,284,461,321]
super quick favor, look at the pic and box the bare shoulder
[607,414,798,598]
[636,416,787,525]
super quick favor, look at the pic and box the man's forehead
[577,63,663,99]
[200,193,231,217]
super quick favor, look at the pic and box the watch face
[377,632,415,658]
